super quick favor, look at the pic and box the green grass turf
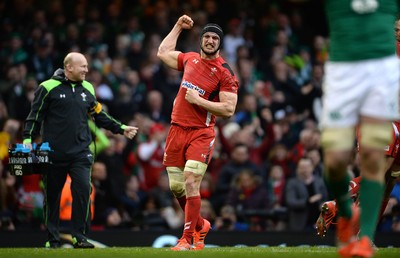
[0,247,400,258]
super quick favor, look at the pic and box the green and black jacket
[23,68,126,161]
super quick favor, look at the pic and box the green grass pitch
[1,247,400,258]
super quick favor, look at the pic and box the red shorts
[163,124,216,167]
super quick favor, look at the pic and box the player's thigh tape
[360,123,392,149]
[185,160,208,176]
[166,167,186,198]
[321,127,355,151]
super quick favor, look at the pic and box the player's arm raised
[157,15,194,69]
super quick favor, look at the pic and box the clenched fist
[177,15,194,30]
[185,88,200,105]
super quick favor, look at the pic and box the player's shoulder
[215,57,235,76]
[181,52,201,65]
[182,52,200,60]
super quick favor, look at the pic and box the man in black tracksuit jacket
[23,52,138,248]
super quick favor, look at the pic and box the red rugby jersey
[171,52,239,128]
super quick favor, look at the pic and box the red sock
[177,196,204,231]
[182,196,201,244]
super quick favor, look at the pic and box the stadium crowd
[0,0,399,234]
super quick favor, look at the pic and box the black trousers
[42,151,93,244]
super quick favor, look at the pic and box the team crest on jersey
[210,67,217,76]
[81,92,87,101]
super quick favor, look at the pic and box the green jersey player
[320,1,400,257]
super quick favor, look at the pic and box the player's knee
[360,123,392,149]
[166,167,186,198]
[321,127,355,151]
[184,160,207,176]
[169,180,186,197]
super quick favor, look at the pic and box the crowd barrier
[0,230,399,248]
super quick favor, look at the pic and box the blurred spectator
[0,33,28,73]
[91,161,113,229]
[119,174,147,227]
[199,199,216,225]
[141,90,169,123]
[288,127,315,166]
[160,198,184,230]
[7,75,37,121]
[268,165,286,208]
[27,38,54,83]
[97,134,128,206]
[306,148,324,177]
[92,44,112,75]
[214,143,262,212]
[59,175,95,231]
[105,57,126,94]
[223,18,245,65]
[214,204,248,231]
[137,122,167,191]
[87,69,114,106]
[378,178,400,232]
[199,173,215,201]
[0,162,17,231]
[285,157,328,231]
[266,143,293,179]
[149,171,175,208]
[140,194,168,230]
[311,35,329,65]
[225,169,271,231]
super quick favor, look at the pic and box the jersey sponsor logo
[182,80,205,96]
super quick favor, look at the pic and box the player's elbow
[222,106,235,118]
[157,47,167,60]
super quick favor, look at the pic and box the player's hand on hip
[185,88,199,105]
[124,126,139,140]
[177,15,194,30]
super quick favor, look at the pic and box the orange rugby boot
[337,204,360,258]
[193,219,211,250]
[171,238,192,251]
[316,201,337,237]
[350,236,375,258]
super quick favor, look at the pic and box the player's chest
[183,60,220,93]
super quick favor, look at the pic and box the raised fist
[177,15,194,30]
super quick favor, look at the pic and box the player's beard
[200,44,219,56]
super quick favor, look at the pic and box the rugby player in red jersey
[157,15,239,251]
